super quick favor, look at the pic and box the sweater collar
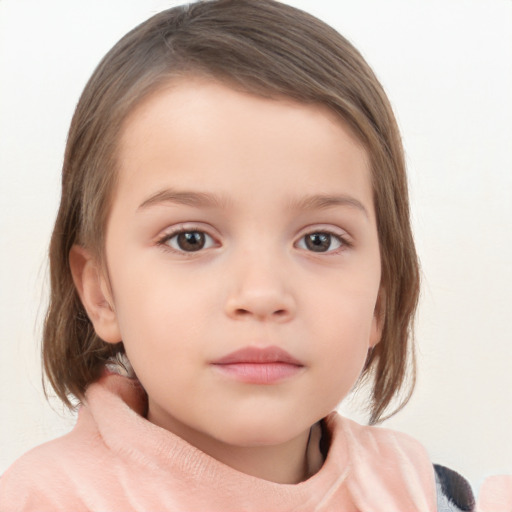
[84,372,436,511]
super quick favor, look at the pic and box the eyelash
[295,231,351,253]
[156,226,351,255]
[156,227,217,255]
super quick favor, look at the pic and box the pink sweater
[478,475,512,512]
[0,374,440,511]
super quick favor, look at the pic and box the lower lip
[211,362,303,384]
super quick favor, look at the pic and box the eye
[160,230,216,253]
[296,231,346,253]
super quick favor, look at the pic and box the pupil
[306,233,330,252]
[177,232,205,251]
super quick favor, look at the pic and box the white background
[1,0,511,493]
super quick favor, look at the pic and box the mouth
[210,346,305,384]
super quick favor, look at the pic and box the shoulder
[0,410,100,511]
[327,414,438,511]
[327,414,476,511]
[331,413,434,468]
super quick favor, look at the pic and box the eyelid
[155,223,220,253]
[296,224,352,238]
[294,225,353,253]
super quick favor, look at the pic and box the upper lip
[212,346,304,366]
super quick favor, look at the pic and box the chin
[210,413,312,448]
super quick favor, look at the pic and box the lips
[213,346,303,365]
[211,346,304,384]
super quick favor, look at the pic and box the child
[0,0,480,510]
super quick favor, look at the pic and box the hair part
[43,0,419,424]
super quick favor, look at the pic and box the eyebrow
[137,188,368,217]
[138,188,231,210]
[286,194,369,217]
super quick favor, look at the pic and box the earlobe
[69,245,122,344]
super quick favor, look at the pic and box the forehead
[114,77,373,216]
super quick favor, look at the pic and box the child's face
[99,78,382,449]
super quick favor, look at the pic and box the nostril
[233,308,288,319]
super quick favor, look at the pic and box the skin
[71,78,383,485]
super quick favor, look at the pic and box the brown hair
[43,0,419,424]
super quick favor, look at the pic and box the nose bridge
[225,237,295,321]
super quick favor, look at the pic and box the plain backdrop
[1,0,511,493]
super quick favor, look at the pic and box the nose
[224,252,296,323]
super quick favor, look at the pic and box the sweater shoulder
[332,413,433,463]
[327,413,438,511]
[0,412,100,511]
[330,415,475,512]
[2,423,81,474]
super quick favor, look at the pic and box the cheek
[309,315,370,410]
[315,301,372,369]
[305,268,379,335]
[108,259,215,365]
[112,250,212,318]
[303,274,379,384]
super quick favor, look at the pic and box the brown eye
[177,232,205,251]
[165,231,215,252]
[299,232,343,253]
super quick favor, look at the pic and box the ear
[69,245,122,344]
[369,288,386,348]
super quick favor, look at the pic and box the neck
[147,407,316,484]
[201,430,313,484]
